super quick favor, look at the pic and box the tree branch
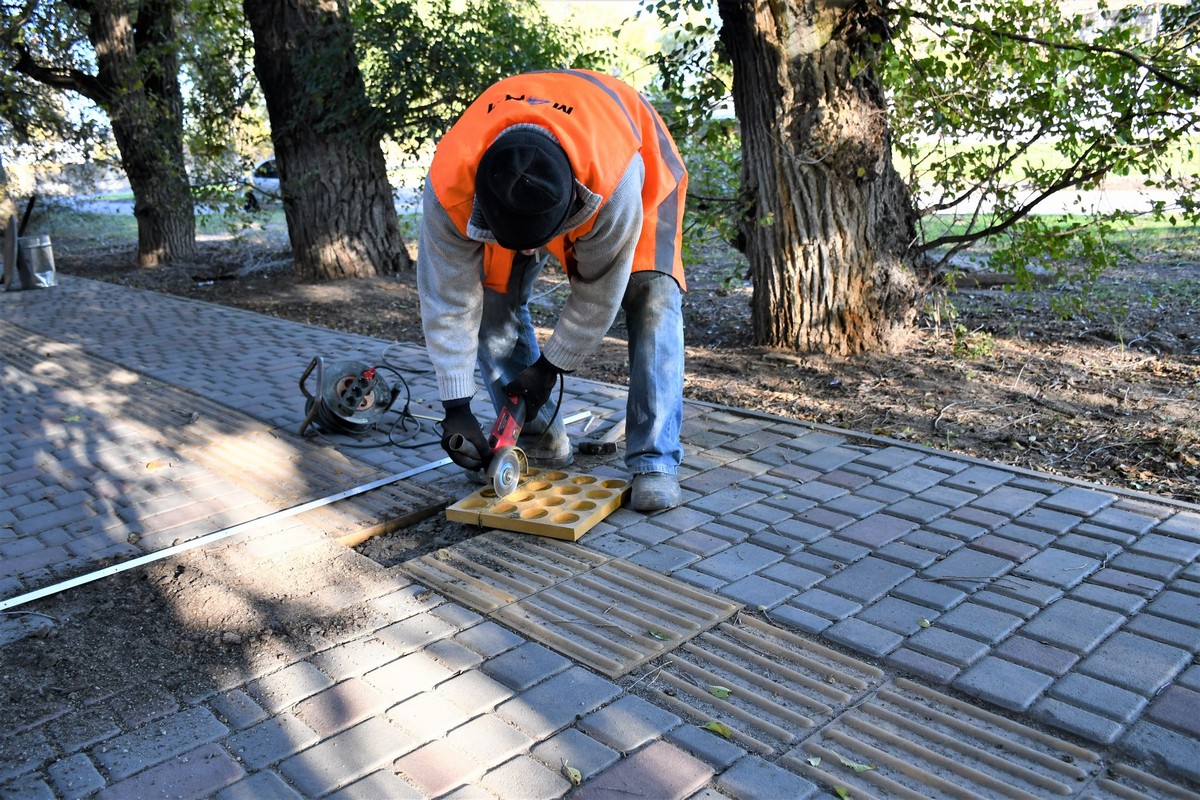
[906,8,1200,98]
[12,45,109,105]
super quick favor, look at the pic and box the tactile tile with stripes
[399,531,740,677]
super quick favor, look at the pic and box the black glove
[440,400,489,470]
[502,355,562,421]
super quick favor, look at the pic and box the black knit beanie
[475,129,574,251]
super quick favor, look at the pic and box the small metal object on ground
[446,468,629,540]
[578,415,626,455]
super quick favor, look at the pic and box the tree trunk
[85,0,196,265]
[718,0,929,354]
[243,0,410,280]
[0,153,16,222]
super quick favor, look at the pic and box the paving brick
[971,534,1038,563]
[444,713,532,768]
[1144,685,1200,738]
[836,513,919,548]
[761,562,823,590]
[673,568,728,592]
[907,627,990,668]
[279,717,416,797]
[1049,673,1147,724]
[0,774,54,800]
[1078,631,1191,696]
[1032,697,1125,745]
[948,506,1011,531]
[1144,589,1200,626]
[652,506,717,533]
[858,596,940,635]
[46,752,105,799]
[497,666,621,738]
[422,638,485,674]
[992,523,1056,548]
[1119,721,1200,784]
[291,678,390,737]
[363,650,455,705]
[481,755,571,800]
[719,755,819,800]
[876,541,941,569]
[1015,507,1084,534]
[629,543,698,573]
[920,548,1014,587]
[970,485,1046,516]
[1041,486,1115,515]
[374,611,458,655]
[454,620,525,659]
[689,486,770,517]
[1107,552,1185,582]
[692,542,782,580]
[892,576,968,611]
[482,642,571,691]
[618,520,675,546]
[925,517,989,542]
[225,713,320,770]
[824,617,904,657]
[91,706,228,781]
[824,494,886,519]
[1090,567,1164,597]
[883,497,951,524]
[885,647,961,684]
[969,589,1038,619]
[721,575,796,609]
[664,722,747,770]
[877,464,946,493]
[1014,548,1102,588]
[943,465,1011,492]
[1159,510,1200,541]
[216,771,306,800]
[323,770,423,800]
[823,554,918,603]
[391,739,478,798]
[386,690,470,739]
[1092,506,1160,535]
[583,531,646,557]
[248,662,335,714]
[1018,598,1125,654]
[95,744,244,800]
[791,588,862,621]
[1069,583,1147,616]
[807,536,870,564]
[993,635,1078,676]
[574,740,713,800]
[936,602,1023,644]
[531,728,621,778]
[669,530,734,556]
[953,656,1054,712]
[210,689,268,731]
[1125,612,1200,654]
[794,506,855,531]
[436,671,515,718]
[769,603,833,634]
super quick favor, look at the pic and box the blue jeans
[477,255,684,476]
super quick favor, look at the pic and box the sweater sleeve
[416,179,486,402]
[541,155,644,372]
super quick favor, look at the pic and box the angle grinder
[446,396,528,498]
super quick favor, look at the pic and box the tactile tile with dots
[445,469,630,541]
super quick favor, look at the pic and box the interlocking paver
[824,617,903,657]
[717,755,818,800]
[391,739,478,798]
[46,752,105,799]
[531,729,621,778]
[496,666,620,738]
[216,771,306,800]
[953,656,1055,711]
[573,741,713,800]
[292,678,390,737]
[445,714,532,768]
[324,770,423,800]
[936,602,1023,644]
[1144,685,1200,738]
[1032,698,1125,745]
[906,627,990,667]
[1125,612,1200,651]
[91,706,228,781]
[692,542,782,580]
[578,695,681,752]
[95,744,243,800]
[482,642,571,691]
[1018,598,1126,654]
[836,513,919,548]
[818,556,914,603]
[225,713,320,770]
[279,717,416,797]
[481,755,571,800]
[994,635,1078,676]
[721,574,796,609]
[1078,631,1191,695]
[1159,509,1200,541]
[886,646,961,683]
[1049,673,1147,724]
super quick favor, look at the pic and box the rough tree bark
[718,0,929,354]
[12,0,196,265]
[243,0,410,280]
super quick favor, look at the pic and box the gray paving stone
[936,602,1023,644]
[444,713,533,768]
[903,529,964,554]
[926,517,989,541]
[248,662,336,714]
[217,771,306,800]
[584,531,646,557]
[1158,509,1200,541]
[855,445,925,470]
[836,513,920,548]
[993,635,1078,677]
[1018,597,1125,654]
[1041,486,1115,515]
[363,651,454,705]
[892,576,968,611]
[95,744,244,800]
[225,713,320,770]
[763,517,829,545]
[669,530,734,556]
[618,520,676,546]
[1091,567,1164,597]
[970,486,1046,516]
[630,544,698,572]
[386,691,470,740]
[825,617,904,657]
[481,642,571,691]
[1094,505,1161,534]
[875,541,941,569]
[46,752,105,800]
[574,740,713,800]
[1107,551,1185,582]
[1130,532,1200,564]
[807,536,870,564]
[279,717,416,797]
[970,589,1039,618]
[1049,673,1147,724]
[879,465,947,493]
[1144,684,1200,739]
[312,638,400,681]
[769,603,833,634]
[970,533,1038,563]
[885,647,961,684]
[858,596,940,635]
[920,548,1014,587]
[651,506,717,534]
[324,770,423,800]
[1078,631,1191,696]
[454,619,525,659]
[761,562,823,590]
[1145,589,1200,625]
[791,588,862,620]
[793,445,863,473]
[210,689,268,731]
[1032,697,1125,745]
[943,466,1011,493]
[1069,583,1147,615]
[1013,547,1102,588]
[497,666,621,738]
[579,695,681,752]
[692,542,782,580]
[1124,612,1200,651]
[672,568,728,592]
[823,494,885,519]
[721,574,796,609]
[795,506,855,531]
[0,775,54,800]
[437,670,514,716]
[689,486,770,517]
[818,556,914,603]
[716,755,818,800]
[906,627,990,668]
[885,497,952,524]
[481,755,570,800]
[664,723,747,770]
[953,656,1054,712]
[292,678,390,737]
[1119,720,1200,784]
[531,728,621,778]
[992,523,1056,549]
[424,638,485,673]
[91,706,228,781]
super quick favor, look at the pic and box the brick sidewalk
[1,277,1198,798]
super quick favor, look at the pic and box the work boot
[630,473,681,512]
[519,414,572,468]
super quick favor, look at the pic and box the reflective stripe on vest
[428,69,688,292]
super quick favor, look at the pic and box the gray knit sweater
[417,131,646,403]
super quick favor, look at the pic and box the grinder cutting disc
[490,446,527,498]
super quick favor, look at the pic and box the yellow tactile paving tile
[445,469,630,541]
[632,615,885,755]
[782,678,1102,799]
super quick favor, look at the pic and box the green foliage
[887,0,1200,286]
[353,0,611,154]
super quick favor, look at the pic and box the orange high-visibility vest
[428,69,688,292]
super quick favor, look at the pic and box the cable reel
[298,356,396,436]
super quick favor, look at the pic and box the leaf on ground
[707,684,733,699]
[146,460,168,470]
[918,617,931,628]
[836,753,876,774]
[647,629,670,640]
[560,760,582,786]
[62,414,81,423]
[701,720,734,740]
[835,786,852,799]
[807,756,821,767]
